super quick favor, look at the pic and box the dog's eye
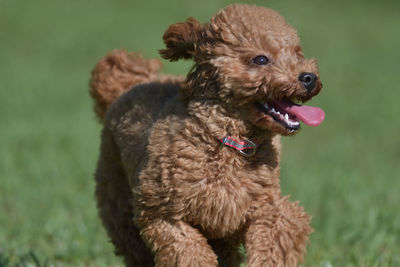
[253,55,269,65]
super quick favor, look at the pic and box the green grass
[1,0,399,266]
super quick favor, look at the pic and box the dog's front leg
[140,219,218,267]
[244,197,313,267]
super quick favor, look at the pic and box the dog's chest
[137,117,281,238]
[176,156,276,238]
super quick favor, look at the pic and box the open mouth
[256,99,325,131]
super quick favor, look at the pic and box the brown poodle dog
[90,4,325,267]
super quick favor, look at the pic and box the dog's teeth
[284,114,289,121]
[264,103,269,109]
[271,108,276,113]
[287,120,300,126]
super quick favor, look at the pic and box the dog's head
[160,4,324,136]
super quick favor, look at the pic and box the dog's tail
[89,49,163,122]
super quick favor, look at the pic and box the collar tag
[220,136,257,157]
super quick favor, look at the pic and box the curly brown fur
[91,4,323,267]
[90,49,183,121]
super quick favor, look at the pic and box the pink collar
[220,136,258,157]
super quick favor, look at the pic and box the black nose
[299,72,317,92]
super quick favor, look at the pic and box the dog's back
[90,50,184,267]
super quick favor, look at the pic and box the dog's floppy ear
[159,18,205,61]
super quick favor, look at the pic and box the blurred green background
[1,0,399,266]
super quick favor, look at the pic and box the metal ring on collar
[238,139,257,157]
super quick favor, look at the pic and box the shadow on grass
[0,251,48,267]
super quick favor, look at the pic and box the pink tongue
[276,101,325,126]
